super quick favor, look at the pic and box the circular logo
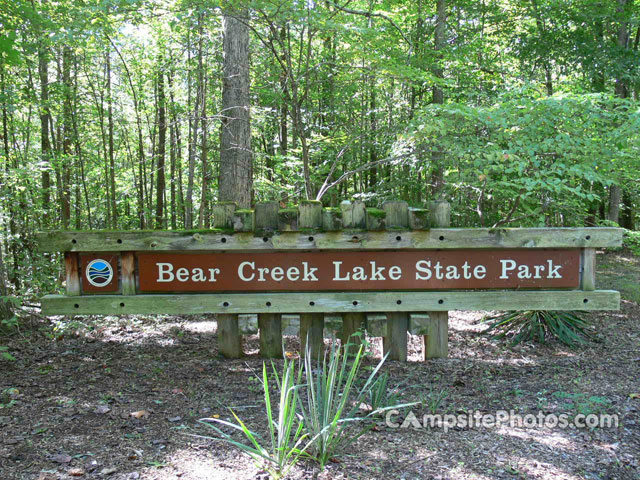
[86,259,114,287]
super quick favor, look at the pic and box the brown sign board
[133,249,580,293]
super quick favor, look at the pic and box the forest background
[0,0,639,303]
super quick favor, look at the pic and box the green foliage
[199,359,312,479]
[299,342,414,468]
[623,230,640,256]
[0,346,16,362]
[484,310,596,347]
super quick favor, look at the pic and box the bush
[484,310,596,347]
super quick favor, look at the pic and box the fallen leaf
[171,388,183,394]
[94,405,111,415]
[167,416,182,422]
[69,468,86,477]
[130,410,150,419]
[100,467,118,475]
[630,393,640,399]
[51,453,72,464]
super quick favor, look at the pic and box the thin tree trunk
[431,0,447,198]
[155,66,166,229]
[38,36,51,223]
[106,48,117,228]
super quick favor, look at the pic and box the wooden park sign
[37,200,623,362]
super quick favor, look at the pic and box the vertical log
[212,202,236,230]
[65,252,80,296]
[423,200,450,360]
[256,202,283,358]
[382,201,409,361]
[212,202,242,357]
[299,201,324,359]
[218,314,243,358]
[121,252,136,295]
[581,248,596,291]
[340,200,366,350]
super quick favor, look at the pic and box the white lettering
[157,263,174,282]
[238,261,255,281]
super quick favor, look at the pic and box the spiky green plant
[198,358,312,479]
[299,341,416,468]
[484,310,595,347]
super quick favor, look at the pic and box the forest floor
[0,250,639,480]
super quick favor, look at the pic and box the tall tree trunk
[219,8,253,208]
[61,46,73,228]
[609,0,630,224]
[38,37,51,223]
[431,0,447,198]
[185,22,200,228]
[106,49,117,228]
[155,67,166,229]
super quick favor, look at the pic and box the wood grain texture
[581,248,596,291]
[41,290,621,315]
[64,253,81,296]
[121,252,136,295]
[35,227,623,252]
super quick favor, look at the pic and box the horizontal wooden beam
[41,290,620,315]
[35,227,623,252]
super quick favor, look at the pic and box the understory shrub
[484,310,596,347]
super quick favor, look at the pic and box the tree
[219,6,252,208]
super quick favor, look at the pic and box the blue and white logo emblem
[86,259,114,287]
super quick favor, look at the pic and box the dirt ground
[1,251,639,480]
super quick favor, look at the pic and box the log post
[255,202,283,358]
[212,202,243,358]
[121,252,136,295]
[298,200,324,360]
[64,252,80,296]
[339,200,366,349]
[423,200,450,359]
[382,201,409,361]
[581,248,596,291]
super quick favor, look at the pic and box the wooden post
[340,200,366,350]
[211,202,236,229]
[256,202,283,358]
[64,252,80,296]
[259,313,283,358]
[298,201,324,359]
[581,248,596,291]
[121,252,136,295]
[423,200,450,360]
[218,314,243,358]
[212,202,243,358]
[382,201,409,361]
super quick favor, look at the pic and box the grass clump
[484,310,596,347]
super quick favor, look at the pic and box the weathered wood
[365,208,386,231]
[255,202,279,233]
[366,314,387,337]
[382,201,409,361]
[383,201,409,229]
[409,313,431,335]
[233,209,254,232]
[581,248,596,291]
[41,290,621,315]
[298,201,322,231]
[298,200,324,359]
[340,200,366,229]
[322,208,342,231]
[35,227,624,252]
[340,312,364,349]
[409,208,430,230]
[258,313,283,358]
[383,313,408,361]
[300,313,324,359]
[424,200,451,360]
[212,202,236,229]
[64,252,81,296]
[278,208,298,231]
[256,202,283,358]
[430,200,450,228]
[217,313,243,358]
[121,252,136,295]
[422,312,448,359]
